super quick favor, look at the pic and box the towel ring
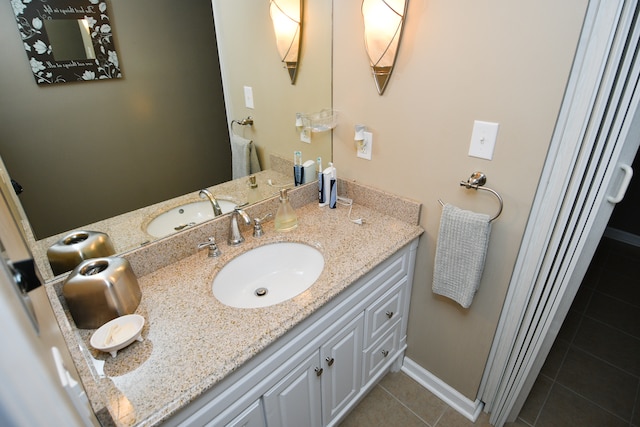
[438,171,503,222]
[231,116,254,134]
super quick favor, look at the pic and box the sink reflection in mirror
[212,242,324,308]
[146,200,237,238]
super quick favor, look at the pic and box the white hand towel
[432,203,491,308]
[231,134,261,180]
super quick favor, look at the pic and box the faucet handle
[197,237,221,257]
[253,213,273,237]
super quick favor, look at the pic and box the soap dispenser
[275,188,298,231]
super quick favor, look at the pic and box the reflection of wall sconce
[270,0,303,84]
[361,0,408,95]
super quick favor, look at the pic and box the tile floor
[339,237,640,427]
[513,237,640,427]
[339,370,494,427]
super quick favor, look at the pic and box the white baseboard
[604,227,640,247]
[401,357,484,422]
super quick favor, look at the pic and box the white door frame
[480,1,640,425]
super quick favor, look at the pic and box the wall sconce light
[270,0,303,84]
[361,0,408,95]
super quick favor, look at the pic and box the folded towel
[432,203,491,308]
[231,134,261,180]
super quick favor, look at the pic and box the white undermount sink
[146,200,236,238]
[212,242,325,308]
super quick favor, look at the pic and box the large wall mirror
[0,0,332,282]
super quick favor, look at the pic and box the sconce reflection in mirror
[10,0,122,85]
[269,0,303,84]
[361,0,408,95]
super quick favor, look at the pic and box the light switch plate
[357,132,373,160]
[243,86,254,109]
[468,120,499,160]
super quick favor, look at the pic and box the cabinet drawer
[362,322,401,384]
[356,250,408,308]
[364,278,405,346]
[219,399,266,427]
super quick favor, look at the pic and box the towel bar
[438,171,503,222]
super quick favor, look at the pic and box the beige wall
[213,0,332,171]
[333,1,588,398]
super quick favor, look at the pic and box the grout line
[580,312,640,343]
[553,382,632,424]
[531,380,556,427]
[568,340,640,380]
[515,416,535,426]
[377,383,433,427]
[431,411,446,427]
[629,379,640,427]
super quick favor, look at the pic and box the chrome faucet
[228,207,251,245]
[197,237,221,257]
[199,189,223,216]
[253,213,273,238]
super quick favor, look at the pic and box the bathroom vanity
[169,238,417,427]
[45,181,423,427]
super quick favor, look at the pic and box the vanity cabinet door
[263,351,322,427]
[320,314,364,425]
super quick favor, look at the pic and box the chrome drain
[255,287,268,297]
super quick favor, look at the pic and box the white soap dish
[90,314,145,358]
[301,108,338,132]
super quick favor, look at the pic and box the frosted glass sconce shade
[270,0,303,84]
[362,0,408,95]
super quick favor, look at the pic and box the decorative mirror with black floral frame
[10,0,122,85]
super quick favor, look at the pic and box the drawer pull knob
[385,311,394,319]
[325,357,335,366]
[381,350,389,357]
[315,367,323,376]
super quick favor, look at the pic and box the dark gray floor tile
[585,291,640,338]
[569,285,595,314]
[556,309,582,343]
[633,383,640,426]
[580,264,604,291]
[540,339,569,379]
[536,384,628,427]
[556,347,637,421]
[506,419,532,427]
[596,269,640,307]
[518,375,553,425]
[573,316,640,376]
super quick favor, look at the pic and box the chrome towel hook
[438,171,504,222]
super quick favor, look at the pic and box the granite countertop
[45,182,423,427]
